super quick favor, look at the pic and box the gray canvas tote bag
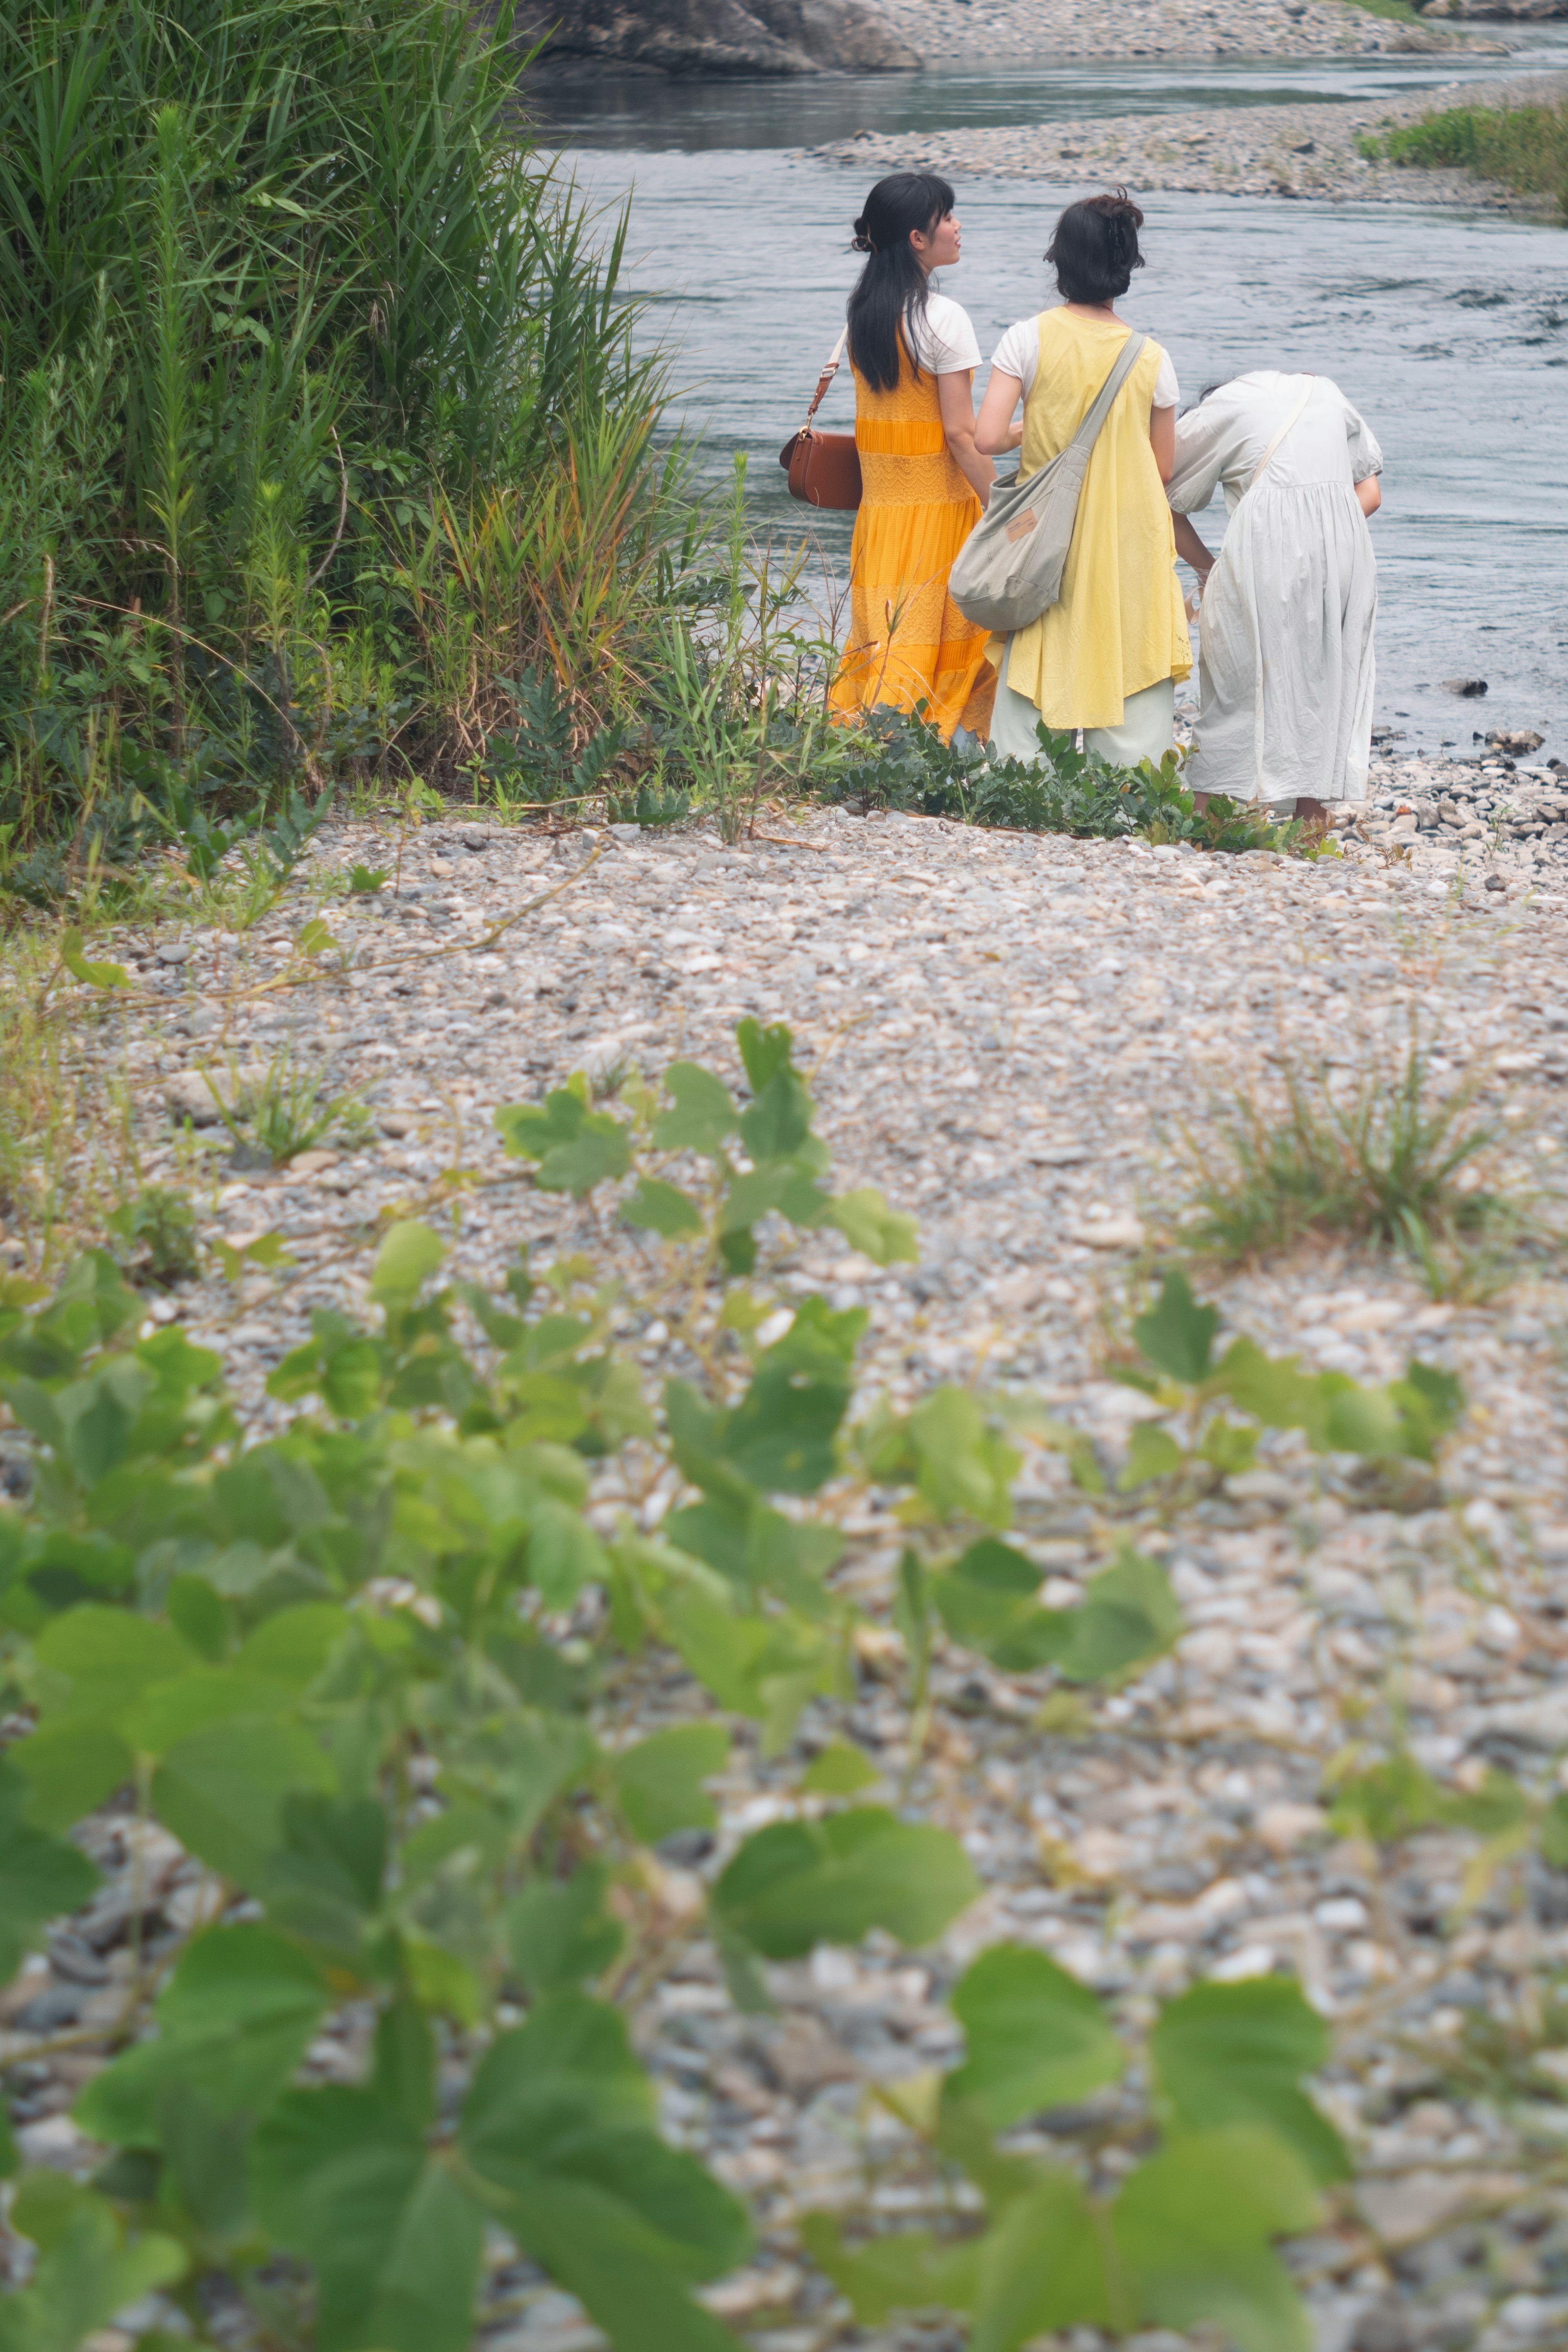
[949,328,1148,635]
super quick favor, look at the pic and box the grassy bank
[1363,98,1568,214]
[0,0,692,867]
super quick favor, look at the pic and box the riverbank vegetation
[0,0,683,872]
[1364,98,1568,215]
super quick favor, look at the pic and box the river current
[539,45,1568,757]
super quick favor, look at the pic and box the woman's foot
[1294,796,1328,824]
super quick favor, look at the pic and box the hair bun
[1099,186,1145,228]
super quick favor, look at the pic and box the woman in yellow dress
[828,173,998,744]
[974,190,1190,765]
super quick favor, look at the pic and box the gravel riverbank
[11,745,1568,2349]
[809,69,1568,207]
[869,0,1505,63]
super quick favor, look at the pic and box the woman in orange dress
[828,174,1007,744]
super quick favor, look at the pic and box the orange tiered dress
[828,338,994,741]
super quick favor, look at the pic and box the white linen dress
[1167,372,1383,805]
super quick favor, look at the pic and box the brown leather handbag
[778,328,862,511]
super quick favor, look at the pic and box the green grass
[1176,1027,1529,1279]
[1336,0,1444,30]
[1369,101,1568,215]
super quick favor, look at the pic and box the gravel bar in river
[14,749,1568,2352]
[810,69,1568,208]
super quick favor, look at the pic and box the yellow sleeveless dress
[1000,310,1191,733]
[828,338,994,741]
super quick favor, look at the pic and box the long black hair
[845,172,955,395]
[1045,188,1145,308]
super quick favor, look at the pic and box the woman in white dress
[1166,371,1383,819]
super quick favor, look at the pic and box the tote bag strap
[1065,328,1148,460]
[1245,375,1314,495]
[797,327,850,436]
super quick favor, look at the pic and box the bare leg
[1295,797,1328,824]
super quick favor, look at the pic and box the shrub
[0,1030,1472,2352]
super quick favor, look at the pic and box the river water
[539,45,1568,757]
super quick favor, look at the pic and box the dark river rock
[517,0,912,76]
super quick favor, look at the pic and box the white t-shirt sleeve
[988,321,1178,408]
[1166,396,1231,515]
[907,292,982,375]
[991,317,1040,390]
[1343,397,1383,481]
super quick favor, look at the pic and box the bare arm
[938,369,996,506]
[974,366,1025,459]
[1172,512,1214,581]
[1150,402,1175,484]
[1356,475,1382,517]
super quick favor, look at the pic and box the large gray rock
[516,0,913,74]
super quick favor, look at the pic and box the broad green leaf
[1388,1359,1464,1459]
[970,2170,1111,2352]
[0,1760,99,1980]
[11,1719,132,1833]
[908,1389,1018,1530]
[622,1178,704,1239]
[661,1587,840,1755]
[1117,1421,1185,1491]
[254,2088,483,2352]
[1133,1271,1218,1384]
[1052,1546,1183,1686]
[509,1862,624,1993]
[1152,1977,1348,2183]
[799,1741,881,1797]
[800,2211,982,2326]
[123,1669,296,1756]
[826,1188,919,1266]
[76,1925,330,2148]
[737,1066,813,1165]
[1110,2126,1320,2352]
[736,1018,795,1096]
[1214,1335,1322,1431]
[1,2180,184,2352]
[238,1603,352,1690]
[652,1062,738,1156]
[152,1716,335,1888]
[712,1808,980,1958]
[614,1724,728,1844]
[1325,1752,1442,1844]
[717,1359,849,1495]
[1316,1375,1404,1458]
[370,1221,446,1304]
[462,1995,751,2350]
[33,1606,194,1724]
[944,1944,1123,2130]
[495,1090,630,1195]
[933,1539,1067,1674]
[666,1496,841,1616]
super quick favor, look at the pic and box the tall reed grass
[0,0,688,848]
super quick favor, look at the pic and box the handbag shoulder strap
[1245,375,1314,495]
[1066,327,1149,460]
[798,327,849,434]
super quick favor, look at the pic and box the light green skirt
[988,637,1176,767]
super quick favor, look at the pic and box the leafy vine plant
[0,1023,1462,2352]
